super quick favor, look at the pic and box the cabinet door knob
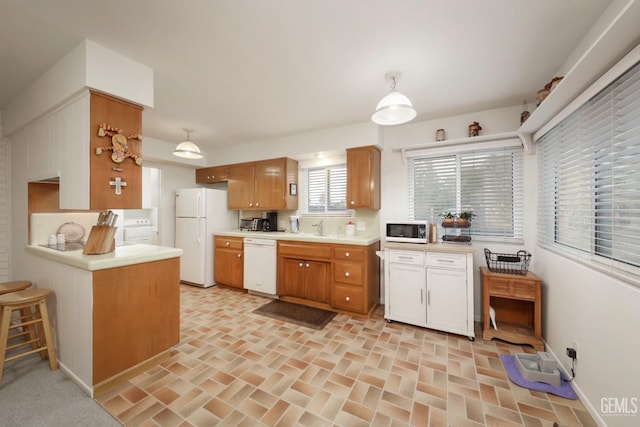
[249,203,253,207]
[306,263,310,268]
[345,252,350,257]
[237,253,241,258]
[350,200,355,205]
[345,272,350,277]
[225,242,230,246]
[299,262,304,267]
[256,202,260,207]
[345,296,350,302]
[212,175,215,179]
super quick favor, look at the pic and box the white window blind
[408,146,523,239]
[538,60,640,277]
[302,164,348,214]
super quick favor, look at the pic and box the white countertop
[214,230,380,246]
[383,241,476,253]
[26,243,182,271]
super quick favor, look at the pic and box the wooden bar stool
[0,289,58,382]
[0,281,34,348]
[0,280,32,295]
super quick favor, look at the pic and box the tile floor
[96,285,596,426]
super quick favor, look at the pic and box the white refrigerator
[175,188,238,287]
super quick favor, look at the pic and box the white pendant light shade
[371,90,417,125]
[371,72,417,126]
[173,129,203,159]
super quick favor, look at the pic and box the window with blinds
[538,60,640,276]
[408,146,524,239]
[303,164,348,214]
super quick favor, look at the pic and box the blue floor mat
[500,354,578,399]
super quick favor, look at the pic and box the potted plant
[441,212,456,227]
[441,211,476,228]
[457,211,476,228]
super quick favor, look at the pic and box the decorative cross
[109,177,127,195]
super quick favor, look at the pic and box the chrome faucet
[312,220,324,236]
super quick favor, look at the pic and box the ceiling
[0,0,613,150]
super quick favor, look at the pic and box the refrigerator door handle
[196,219,201,244]
[196,191,201,218]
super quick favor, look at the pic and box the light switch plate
[356,221,366,231]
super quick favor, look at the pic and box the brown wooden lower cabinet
[214,236,244,289]
[277,240,380,316]
[92,257,180,385]
[280,257,329,303]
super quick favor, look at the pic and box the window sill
[537,242,640,289]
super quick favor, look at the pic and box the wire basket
[484,248,531,275]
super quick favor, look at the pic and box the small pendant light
[173,128,203,159]
[371,72,417,126]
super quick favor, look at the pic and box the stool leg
[38,299,58,371]
[0,306,14,383]
[33,303,46,359]
[19,307,39,351]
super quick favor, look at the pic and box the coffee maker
[262,211,278,232]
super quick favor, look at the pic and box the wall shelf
[393,131,523,164]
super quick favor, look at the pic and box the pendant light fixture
[173,128,203,159]
[371,72,417,126]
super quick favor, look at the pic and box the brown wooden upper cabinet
[195,165,229,183]
[346,145,381,210]
[227,158,298,210]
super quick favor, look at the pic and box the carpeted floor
[0,351,120,426]
[253,299,337,330]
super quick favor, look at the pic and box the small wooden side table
[481,267,544,350]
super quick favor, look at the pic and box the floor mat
[500,354,578,399]
[253,299,337,330]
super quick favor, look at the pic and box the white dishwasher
[243,237,277,296]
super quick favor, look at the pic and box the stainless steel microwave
[385,221,428,243]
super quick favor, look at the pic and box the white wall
[536,248,640,426]
[0,112,10,281]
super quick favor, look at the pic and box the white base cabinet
[384,247,474,339]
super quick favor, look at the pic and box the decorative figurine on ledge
[520,100,530,125]
[468,121,482,137]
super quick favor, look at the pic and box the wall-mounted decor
[96,123,143,165]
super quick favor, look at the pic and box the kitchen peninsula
[25,242,182,397]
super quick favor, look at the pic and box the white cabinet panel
[387,263,427,327]
[385,247,474,339]
[427,268,468,335]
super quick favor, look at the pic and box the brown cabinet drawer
[214,236,243,250]
[488,277,536,300]
[278,242,332,260]
[332,285,366,313]
[333,262,364,286]
[333,246,365,262]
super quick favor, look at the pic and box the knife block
[83,226,116,255]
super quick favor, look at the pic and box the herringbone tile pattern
[96,285,596,426]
